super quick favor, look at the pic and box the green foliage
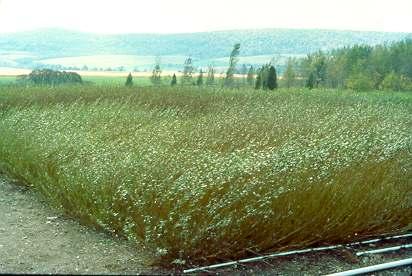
[225,43,241,87]
[196,69,204,86]
[283,58,296,88]
[400,75,412,91]
[246,66,255,87]
[346,72,375,91]
[381,71,402,91]
[267,66,278,90]
[326,54,346,88]
[17,69,82,86]
[255,70,262,89]
[206,65,215,86]
[0,86,410,265]
[380,73,412,91]
[125,73,133,87]
[151,58,162,85]
[171,74,177,86]
[255,64,277,90]
[182,57,194,85]
[240,64,248,75]
[306,72,315,89]
[297,40,412,91]
[301,51,327,88]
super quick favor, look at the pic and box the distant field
[0,67,176,86]
[0,74,153,86]
[2,53,295,75]
[0,67,240,86]
[40,55,188,71]
[0,86,410,266]
[38,54,296,72]
[0,76,18,85]
[83,75,153,86]
[0,67,31,76]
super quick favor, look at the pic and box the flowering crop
[0,86,411,265]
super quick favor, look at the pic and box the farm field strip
[0,86,411,266]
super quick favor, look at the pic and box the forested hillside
[0,28,410,70]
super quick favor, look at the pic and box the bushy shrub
[381,72,412,91]
[346,73,375,91]
[18,69,82,86]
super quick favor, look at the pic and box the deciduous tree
[225,43,241,87]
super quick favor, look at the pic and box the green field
[0,75,154,86]
[0,86,411,265]
[0,76,18,85]
[82,76,153,86]
[40,55,188,71]
[38,54,289,71]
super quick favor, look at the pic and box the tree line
[126,43,279,90]
[126,39,412,91]
[17,39,411,92]
[286,39,412,91]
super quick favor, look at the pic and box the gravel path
[0,176,155,275]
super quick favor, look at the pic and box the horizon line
[1,26,412,36]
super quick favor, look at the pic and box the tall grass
[0,86,411,265]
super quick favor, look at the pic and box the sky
[0,0,411,34]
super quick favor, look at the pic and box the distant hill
[0,28,410,72]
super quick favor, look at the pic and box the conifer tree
[225,43,241,87]
[267,65,278,90]
[125,72,133,87]
[171,73,177,86]
[206,65,215,86]
[182,57,194,85]
[255,69,262,90]
[151,57,162,85]
[260,64,270,90]
[197,69,204,86]
[306,72,315,89]
[246,66,255,86]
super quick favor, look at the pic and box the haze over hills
[0,28,411,72]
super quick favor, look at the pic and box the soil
[0,176,156,275]
[1,175,411,275]
[205,246,412,275]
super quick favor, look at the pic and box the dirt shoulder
[0,176,156,275]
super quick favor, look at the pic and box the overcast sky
[0,0,411,34]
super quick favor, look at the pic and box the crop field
[0,72,154,87]
[82,75,154,86]
[0,86,411,265]
[39,55,188,71]
[37,54,297,72]
[0,76,19,85]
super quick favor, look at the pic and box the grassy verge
[0,86,411,265]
